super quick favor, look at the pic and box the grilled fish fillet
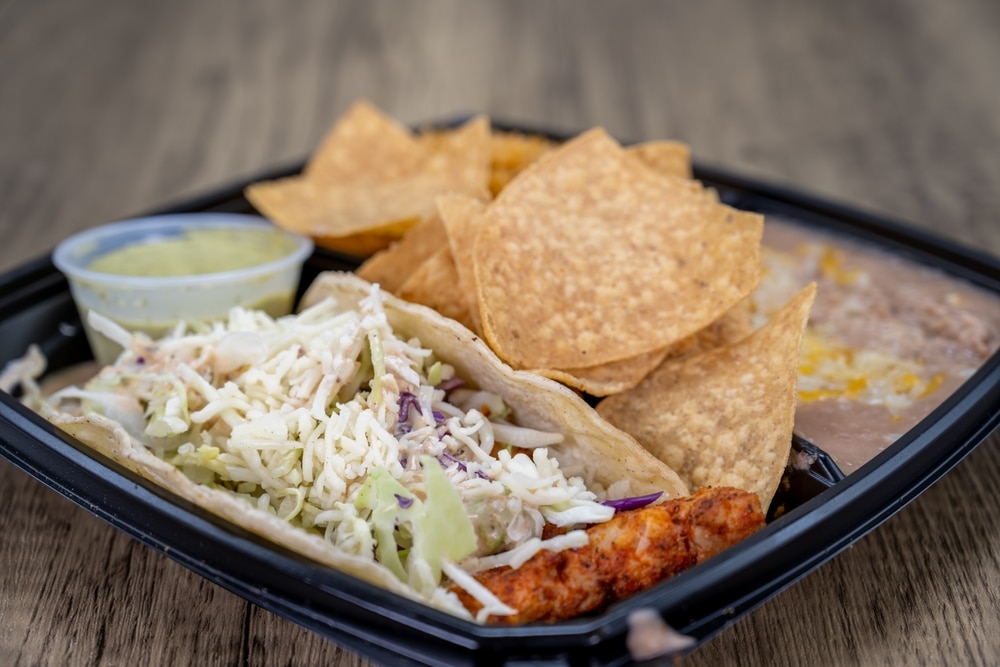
[453,486,764,624]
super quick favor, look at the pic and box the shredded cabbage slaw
[14,285,617,621]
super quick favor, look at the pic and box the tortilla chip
[488,131,558,196]
[418,116,493,197]
[305,99,426,184]
[536,348,671,396]
[312,221,417,256]
[396,248,476,330]
[312,233,404,257]
[474,127,763,370]
[247,173,456,240]
[659,296,755,362]
[246,106,491,255]
[627,140,693,180]
[303,272,690,500]
[436,193,490,333]
[538,298,755,396]
[596,283,817,509]
[356,215,450,293]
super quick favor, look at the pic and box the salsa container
[2,122,1000,666]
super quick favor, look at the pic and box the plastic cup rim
[52,213,314,290]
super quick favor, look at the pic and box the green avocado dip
[88,227,297,277]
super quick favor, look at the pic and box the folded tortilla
[46,271,688,612]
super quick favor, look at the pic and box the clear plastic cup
[53,213,314,364]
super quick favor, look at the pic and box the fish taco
[11,272,763,623]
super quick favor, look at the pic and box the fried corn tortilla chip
[597,283,817,508]
[311,229,413,257]
[418,116,493,196]
[436,193,490,333]
[305,99,427,184]
[246,104,491,255]
[488,131,558,196]
[627,140,693,180]
[474,128,763,370]
[521,150,746,397]
[539,298,755,396]
[356,215,450,293]
[657,296,755,361]
[536,348,671,396]
[245,177,437,239]
[396,248,476,330]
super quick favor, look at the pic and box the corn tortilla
[396,248,477,331]
[597,283,817,508]
[356,215,450,293]
[474,128,762,369]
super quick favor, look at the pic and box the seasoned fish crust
[453,486,764,624]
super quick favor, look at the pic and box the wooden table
[3,1,1000,664]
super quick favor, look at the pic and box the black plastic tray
[3,132,1000,665]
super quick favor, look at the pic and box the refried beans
[754,218,1000,474]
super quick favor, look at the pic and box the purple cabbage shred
[600,491,663,512]
[394,493,414,509]
[436,377,465,396]
[398,391,421,422]
[438,450,467,471]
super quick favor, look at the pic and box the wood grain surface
[2,1,1000,665]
